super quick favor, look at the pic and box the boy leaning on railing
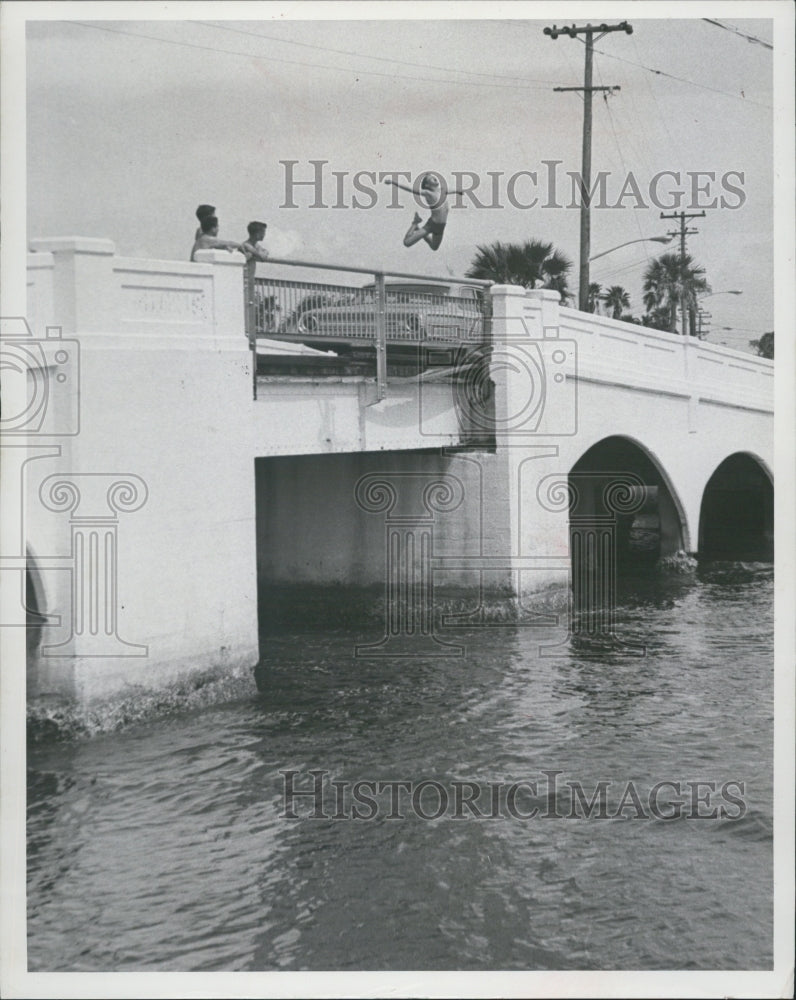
[241,221,270,263]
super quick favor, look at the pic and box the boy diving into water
[385,173,463,251]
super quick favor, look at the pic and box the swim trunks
[425,218,446,236]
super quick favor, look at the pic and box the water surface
[27,566,773,970]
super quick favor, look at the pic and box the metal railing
[244,257,491,401]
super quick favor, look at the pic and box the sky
[25,10,776,350]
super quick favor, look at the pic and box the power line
[194,20,559,86]
[702,19,773,51]
[591,246,671,282]
[592,46,773,109]
[630,35,686,168]
[600,53,657,184]
[69,21,552,91]
[595,58,651,261]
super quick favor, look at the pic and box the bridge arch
[568,434,690,565]
[698,452,773,561]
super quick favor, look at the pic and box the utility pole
[545,21,632,312]
[697,309,711,340]
[660,210,705,336]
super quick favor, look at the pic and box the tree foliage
[603,285,631,319]
[467,239,573,301]
[642,253,710,334]
[586,283,603,313]
[750,331,774,359]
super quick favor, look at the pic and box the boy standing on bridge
[190,216,244,261]
[241,221,270,263]
[191,204,216,259]
[194,204,215,239]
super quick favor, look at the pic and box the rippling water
[27,566,773,971]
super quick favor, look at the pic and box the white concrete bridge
[13,238,773,709]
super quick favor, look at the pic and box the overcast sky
[26,12,775,347]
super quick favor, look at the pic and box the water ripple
[28,571,773,970]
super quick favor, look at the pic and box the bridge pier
[21,240,259,722]
[487,286,576,600]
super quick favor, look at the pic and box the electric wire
[68,20,774,105]
[605,53,658,186]
[591,246,672,283]
[69,20,554,91]
[194,19,560,85]
[595,55,652,263]
[564,27,770,109]
[701,19,773,51]
[592,46,773,110]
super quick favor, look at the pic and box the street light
[589,235,673,262]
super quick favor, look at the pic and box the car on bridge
[267,280,487,346]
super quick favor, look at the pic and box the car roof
[360,281,479,294]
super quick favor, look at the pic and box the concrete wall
[255,449,511,593]
[23,239,259,705]
[252,378,465,456]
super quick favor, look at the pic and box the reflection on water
[27,566,773,971]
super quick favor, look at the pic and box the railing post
[375,271,387,402]
[244,259,257,400]
[482,285,494,344]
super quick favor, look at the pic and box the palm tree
[750,331,774,359]
[642,253,710,335]
[641,306,671,331]
[467,239,573,301]
[586,282,603,313]
[603,285,631,319]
